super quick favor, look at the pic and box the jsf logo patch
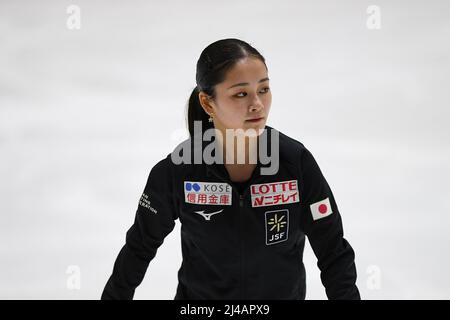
[250,180,299,207]
[184,181,232,206]
[265,209,289,245]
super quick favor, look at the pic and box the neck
[214,128,259,166]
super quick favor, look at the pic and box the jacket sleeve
[101,155,179,299]
[299,146,360,300]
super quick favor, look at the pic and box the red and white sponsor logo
[250,180,299,207]
[184,181,232,206]
[310,197,333,220]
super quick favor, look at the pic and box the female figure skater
[102,38,360,300]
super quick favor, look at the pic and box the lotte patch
[250,180,299,207]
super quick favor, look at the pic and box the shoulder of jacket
[160,139,194,176]
[272,126,308,168]
[146,154,173,180]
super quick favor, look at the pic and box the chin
[243,121,266,137]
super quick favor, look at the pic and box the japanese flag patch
[310,197,333,221]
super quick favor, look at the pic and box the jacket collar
[190,125,274,184]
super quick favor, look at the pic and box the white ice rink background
[1,0,449,299]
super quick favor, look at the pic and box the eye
[234,87,270,98]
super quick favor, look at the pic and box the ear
[198,91,215,116]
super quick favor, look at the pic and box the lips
[246,117,264,122]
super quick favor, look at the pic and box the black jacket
[101,125,360,300]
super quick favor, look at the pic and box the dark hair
[186,38,267,138]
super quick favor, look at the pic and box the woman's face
[200,57,272,136]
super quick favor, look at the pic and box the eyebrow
[227,77,270,90]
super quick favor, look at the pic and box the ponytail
[186,86,214,138]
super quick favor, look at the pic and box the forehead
[220,58,268,87]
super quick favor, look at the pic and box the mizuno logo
[194,209,224,221]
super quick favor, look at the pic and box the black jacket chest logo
[194,209,224,221]
[250,180,299,207]
[184,181,233,206]
[265,209,289,245]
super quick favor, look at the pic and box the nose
[249,96,264,113]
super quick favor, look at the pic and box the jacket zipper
[238,192,245,299]
[207,169,247,299]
